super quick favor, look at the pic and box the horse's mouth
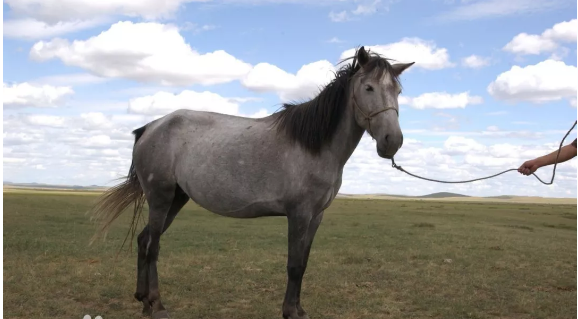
[377,147,394,159]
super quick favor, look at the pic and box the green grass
[4,190,577,319]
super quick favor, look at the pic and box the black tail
[89,125,147,251]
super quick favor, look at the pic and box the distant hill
[418,192,471,198]
[3,182,107,191]
[338,192,471,199]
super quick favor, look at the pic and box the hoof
[152,310,170,319]
[283,312,309,319]
[142,304,152,316]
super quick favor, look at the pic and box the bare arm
[518,139,577,175]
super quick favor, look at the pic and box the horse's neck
[328,100,365,166]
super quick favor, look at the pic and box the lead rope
[390,120,577,185]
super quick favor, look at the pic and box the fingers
[518,166,532,175]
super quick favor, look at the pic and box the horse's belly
[180,180,286,218]
[193,196,286,218]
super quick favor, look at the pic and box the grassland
[4,189,577,319]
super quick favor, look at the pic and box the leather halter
[351,85,398,139]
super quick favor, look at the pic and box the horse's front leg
[282,211,324,319]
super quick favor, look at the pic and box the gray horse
[90,46,414,319]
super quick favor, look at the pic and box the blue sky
[3,0,577,197]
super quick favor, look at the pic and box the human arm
[518,139,577,176]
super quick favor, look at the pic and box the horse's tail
[89,125,147,250]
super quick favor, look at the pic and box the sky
[2,0,577,198]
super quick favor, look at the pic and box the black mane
[272,48,401,154]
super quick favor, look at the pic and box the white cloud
[541,18,577,42]
[32,73,108,86]
[435,0,570,22]
[22,115,67,128]
[461,55,491,68]
[504,34,558,55]
[329,0,390,22]
[352,0,382,15]
[443,136,487,155]
[399,91,483,109]
[3,82,74,108]
[3,18,104,40]
[30,21,253,86]
[327,37,344,44]
[340,38,454,70]
[182,22,217,34]
[128,90,241,116]
[248,109,270,118]
[329,10,349,22]
[242,60,336,102]
[487,59,577,104]
[4,0,198,24]
[503,19,577,55]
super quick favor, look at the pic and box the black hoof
[142,303,152,316]
[152,310,170,319]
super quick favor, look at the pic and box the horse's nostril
[385,134,389,143]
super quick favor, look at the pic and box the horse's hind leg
[135,225,151,315]
[134,184,189,318]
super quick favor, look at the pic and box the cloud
[461,55,491,68]
[4,0,199,24]
[182,22,217,34]
[22,114,67,128]
[3,18,105,40]
[128,90,242,116]
[3,82,74,108]
[443,136,487,155]
[30,21,253,86]
[329,10,349,22]
[31,73,108,87]
[328,0,391,22]
[434,0,569,22]
[248,108,270,118]
[326,37,344,44]
[399,92,483,109]
[487,59,577,104]
[352,0,382,15]
[242,60,336,102]
[340,38,454,70]
[503,19,577,56]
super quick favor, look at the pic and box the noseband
[351,86,398,139]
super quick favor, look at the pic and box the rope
[390,120,577,185]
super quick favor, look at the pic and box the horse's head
[350,46,413,159]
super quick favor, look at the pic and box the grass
[4,189,577,319]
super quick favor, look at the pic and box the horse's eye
[365,85,374,92]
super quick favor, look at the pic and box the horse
[89,46,414,319]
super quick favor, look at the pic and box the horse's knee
[137,226,149,252]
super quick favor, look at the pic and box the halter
[351,85,398,139]
[348,53,399,139]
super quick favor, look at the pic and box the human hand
[518,159,540,176]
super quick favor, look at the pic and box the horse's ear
[392,62,415,76]
[357,46,370,66]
